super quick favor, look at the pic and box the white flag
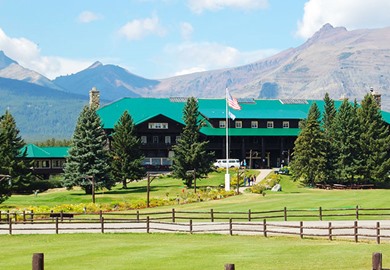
[229,111,236,120]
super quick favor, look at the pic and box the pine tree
[63,106,114,194]
[333,99,362,184]
[357,94,390,183]
[290,103,327,185]
[171,97,214,188]
[322,93,338,183]
[0,111,32,196]
[110,111,145,189]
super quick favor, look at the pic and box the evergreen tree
[357,94,390,183]
[0,111,32,195]
[110,111,145,189]
[171,97,214,188]
[290,103,327,185]
[333,99,362,184]
[63,106,114,194]
[322,93,338,183]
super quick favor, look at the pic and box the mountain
[0,77,88,141]
[53,61,160,100]
[0,51,62,90]
[135,24,390,111]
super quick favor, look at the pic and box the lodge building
[22,88,390,178]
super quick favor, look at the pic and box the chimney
[370,87,381,109]
[89,87,100,109]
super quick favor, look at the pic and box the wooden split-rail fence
[1,206,390,243]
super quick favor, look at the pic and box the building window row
[148,122,168,129]
[140,135,180,145]
[218,120,290,128]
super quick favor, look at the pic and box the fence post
[284,207,287,221]
[248,209,251,222]
[55,217,59,234]
[99,210,103,223]
[319,207,322,221]
[23,210,26,224]
[210,209,214,222]
[263,219,267,237]
[146,216,150,233]
[372,252,382,270]
[31,210,34,224]
[189,219,193,234]
[355,205,359,220]
[354,220,358,243]
[14,212,17,223]
[136,210,140,222]
[8,218,12,235]
[172,208,176,223]
[0,210,2,222]
[229,218,233,236]
[6,210,10,223]
[60,210,64,222]
[300,221,303,239]
[101,217,104,234]
[224,263,235,270]
[32,253,44,270]
[328,222,332,241]
[376,222,380,245]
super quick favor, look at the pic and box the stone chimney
[370,87,381,109]
[89,87,100,109]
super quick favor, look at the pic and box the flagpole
[225,88,230,191]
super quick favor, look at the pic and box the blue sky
[0,0,390,80]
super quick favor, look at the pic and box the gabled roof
[97,97,390,130]
[21,144,69,158]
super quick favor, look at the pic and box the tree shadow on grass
[69,185,178,196]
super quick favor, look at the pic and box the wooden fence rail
[2,206,390,224]
[1,216,390,244]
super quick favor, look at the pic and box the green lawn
[1,233,388,270]
[2,171,390,218]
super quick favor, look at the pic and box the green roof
[21,144,69,158]
[97,98,390,130]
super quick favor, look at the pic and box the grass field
[1,233,389,270]
[1,171,390,269]
[2,171,390,214]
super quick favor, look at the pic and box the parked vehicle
[213,159,240,168]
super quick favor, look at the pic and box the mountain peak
[0,51,17,69]
[87,61,103,69]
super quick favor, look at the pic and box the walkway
[238,169,273,193]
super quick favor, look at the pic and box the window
[165,136,171,144]
[148,123,168,129]
[235,121,242,128]
[267,121,274,128]
[251,121,258,128]
[175,136,181,143]
[153,136,159,143]
[141,136,147,144]
[219,121,226,128]
[52,160,64,168]
[283,121,290,128]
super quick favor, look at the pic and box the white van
[213,159,240,168]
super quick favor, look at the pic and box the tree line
[290,93,390,186]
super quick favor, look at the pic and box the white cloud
[188,0,268,13]
[0,28,91,79]
[180,22,193,40]
[165,42,278,76]
[118,15,166,40]
[297,0,390,39]
[78,11,102,23]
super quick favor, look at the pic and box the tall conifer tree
[357,94,390,183]
[63,106,113,193]
[290,103,327,185]
[0,111,32,195]
[110,111,145,189]
[171,97,214,188]
[322,93,338,183]
[333,99,362,184]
